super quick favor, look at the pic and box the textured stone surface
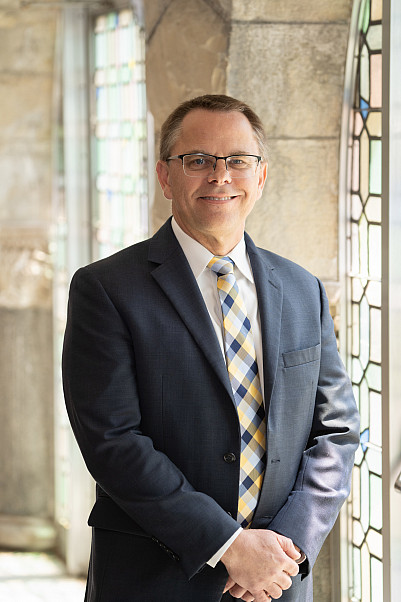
[246,137,339,280]
[231,0,352,22]
[0,141,52,222]
[0,307,54,518]
[228,22,348,139]
[146,0,229,232]
[0,229,52,308]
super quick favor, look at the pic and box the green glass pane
[366,111,382,137]
[370,474,382,529]
[371,557,384,601]
[360,460,370,532]
[122,177,134,194]
[366,25,382,51]
[369,224,381,279]
[369,140,382,194]
[366,362,381,391]
[369,391,382,447]
[365,195,381,222]
[360,130,370,202]
[121,66,131,83]
[359,0,371,33]
[95,32,106,68]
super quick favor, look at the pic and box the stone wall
[0,0,58,547]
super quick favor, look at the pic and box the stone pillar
[0,0,58,549]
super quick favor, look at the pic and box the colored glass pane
[366,110,382,136]
[369,224,381,279]
[93,9,148,259]
[371,0,382,20]
[365,195,381,222]
[360,44,370,102]
[370,54,382,107]
[367,24,382,51]
[360,130,369,201]
[371,557,384,602]
[369,391,382,446]
[347,1,383,599]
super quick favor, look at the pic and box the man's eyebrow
[179,150,258,156]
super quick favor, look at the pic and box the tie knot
[207,256,234,277]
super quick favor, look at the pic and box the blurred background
[0,0,400,600]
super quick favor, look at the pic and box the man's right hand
[221,529,300,600]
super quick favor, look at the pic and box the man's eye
[186,155,213,169]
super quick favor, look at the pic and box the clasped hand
[221,529,300,601]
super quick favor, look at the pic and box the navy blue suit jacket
[62,219,359,601]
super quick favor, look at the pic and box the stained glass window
[347,0,383,599]
[92,9,148,259]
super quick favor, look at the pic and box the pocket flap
[282,344,321,368]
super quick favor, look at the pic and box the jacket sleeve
[267,279,360,572]
[62,266,239,579]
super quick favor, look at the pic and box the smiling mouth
[200,195,237,201]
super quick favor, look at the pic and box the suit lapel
[245,235,283,417]
[148,220,234,401]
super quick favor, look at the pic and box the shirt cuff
[206,527,243,568]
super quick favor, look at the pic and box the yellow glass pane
[353,519,364,546]
[371,0,382,21]
[366,111,382,136]
[354,111,364,136]
[353,546,362,600]
[366,529,383,559]
[359,213,369,275]
[352,303,360,355]
[369,224,381,279]
[365,280,381,306]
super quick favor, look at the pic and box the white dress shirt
[171,218,264,567]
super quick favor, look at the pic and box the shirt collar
[171,218,254,283]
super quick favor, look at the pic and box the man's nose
[207,158,232,183]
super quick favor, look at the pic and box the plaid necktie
[208,256,266,528]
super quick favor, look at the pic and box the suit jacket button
[223,452,236,463]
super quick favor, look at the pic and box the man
[62,94,359,601]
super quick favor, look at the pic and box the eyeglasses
[166,153,262,178]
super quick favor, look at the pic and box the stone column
[0,0,58,549]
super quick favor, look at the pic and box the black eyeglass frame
[165,153,262,176]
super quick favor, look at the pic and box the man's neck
[172,216,244,256]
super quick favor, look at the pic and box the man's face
[156,109,267,249]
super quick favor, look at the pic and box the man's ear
[256,161,268,200]
[156,160,173,200]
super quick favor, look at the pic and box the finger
[274,572,293,591]
[224,577,236,593]
[228,583,249,598]
[265,582,283,599]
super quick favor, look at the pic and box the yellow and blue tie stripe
[208,256,266,528]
